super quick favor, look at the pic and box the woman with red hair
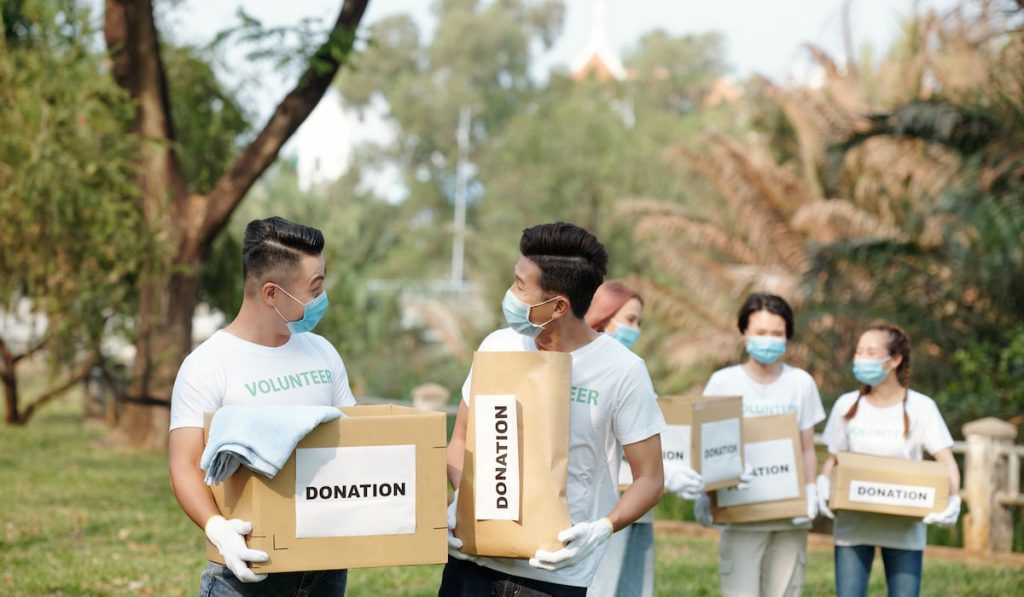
[587,281,653,597]
[585,280,644,349]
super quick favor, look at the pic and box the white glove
[447,490,476,562]
[816,475,835,519]
[792,483,818,525]
[923,496,962,528]
[530,517,614,571]
[694,493,714,527]
[736,461,755,490]
[205,516,268,583]
[665,466,705,500]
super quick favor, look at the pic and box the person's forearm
[606,475,663,532]
[170,463,222,530]
[801,430,818,481]
[446,439,465,491]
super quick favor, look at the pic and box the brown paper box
[711,413,808,524]
[830,452,949,517]
[455,351,573,558]
[203,405,448,573]
[660,395,744,491]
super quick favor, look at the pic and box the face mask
[746,336,786,364]
[852,358,891,386]
[274,286,329,334]
[502,288,557,338]
[611,322,641,349]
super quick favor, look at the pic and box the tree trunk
[1,350,19,424]
[103,0,370,448]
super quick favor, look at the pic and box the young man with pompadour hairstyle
[168,216,355,596]
[441,222,666,596]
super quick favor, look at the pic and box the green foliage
[0,0,149,363]
[163,44,250,195]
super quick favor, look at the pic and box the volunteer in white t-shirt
[690,292,825,597]
[440,223,667,596]
[168,217,356,595]
[819,323,961,597]
[585,281,656,597]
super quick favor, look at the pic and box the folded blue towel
[201,405,343,485]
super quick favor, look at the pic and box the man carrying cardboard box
[441,222,667,596]
[168,217,357,595]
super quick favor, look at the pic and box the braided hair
[843,322,912,437]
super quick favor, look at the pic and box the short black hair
[737,292,795,339]
[520,222,608,318]
[242,217,325,283]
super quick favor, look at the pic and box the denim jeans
[590,522,655,597]
[834,545,922,597]
[437,557,587,597]
[198,561,348,597]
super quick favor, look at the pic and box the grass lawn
[2,395,1022,596]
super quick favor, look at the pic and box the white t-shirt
[824,389,954,550]
[702,363,825,531]
[169,330,356,430]
[458,327,666,588]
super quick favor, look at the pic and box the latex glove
[205,516,268,583]
[447,490,476,562]
[530,517,614,571]
[792,483,818,525]
[923,496,962,528]
[736,461,755,490]
[665,466,705,500]
[694,493,714,527]
[816,475,835,519]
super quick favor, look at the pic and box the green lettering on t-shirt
[243,369,332,397]
[570,386,599,406]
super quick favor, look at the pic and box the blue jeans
[834,545,922,597]
[438,557,586,597]
[198,561,347,597]
[616,522,655,597]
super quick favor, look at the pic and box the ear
[888,353,903,371]
[261,282,278,306]
[550,296,572,320]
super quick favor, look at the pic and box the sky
[90,0,959,187]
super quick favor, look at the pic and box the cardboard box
[456,351,573,558]
[203,405,448,573]
[711,413,808,523]
[830,452,950,517]
[658,395,744,491]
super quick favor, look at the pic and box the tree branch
[198,0,370,244]
[12,335,49,365]
[16,358,96,424]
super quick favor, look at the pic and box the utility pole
[451,106,472,286]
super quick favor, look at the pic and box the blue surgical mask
[746,336,786,364]
[502,288,557,338]
[611,322,641,349]
[274,286,329,334]
[852,358,890,386]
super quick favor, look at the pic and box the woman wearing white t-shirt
[585,281,653,597]
[697,293,825,597]
[818,323,962,597]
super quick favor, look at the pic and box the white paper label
[716,438,799,507]
[661,424,693,478]
[474,394,521,520]
[294,444,416,538]
[700,418,742,484]
[848,480,936,509]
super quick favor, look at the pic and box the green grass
[2,395,1022,596]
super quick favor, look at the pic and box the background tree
[102,0,370,448]
[0,0,146,424]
